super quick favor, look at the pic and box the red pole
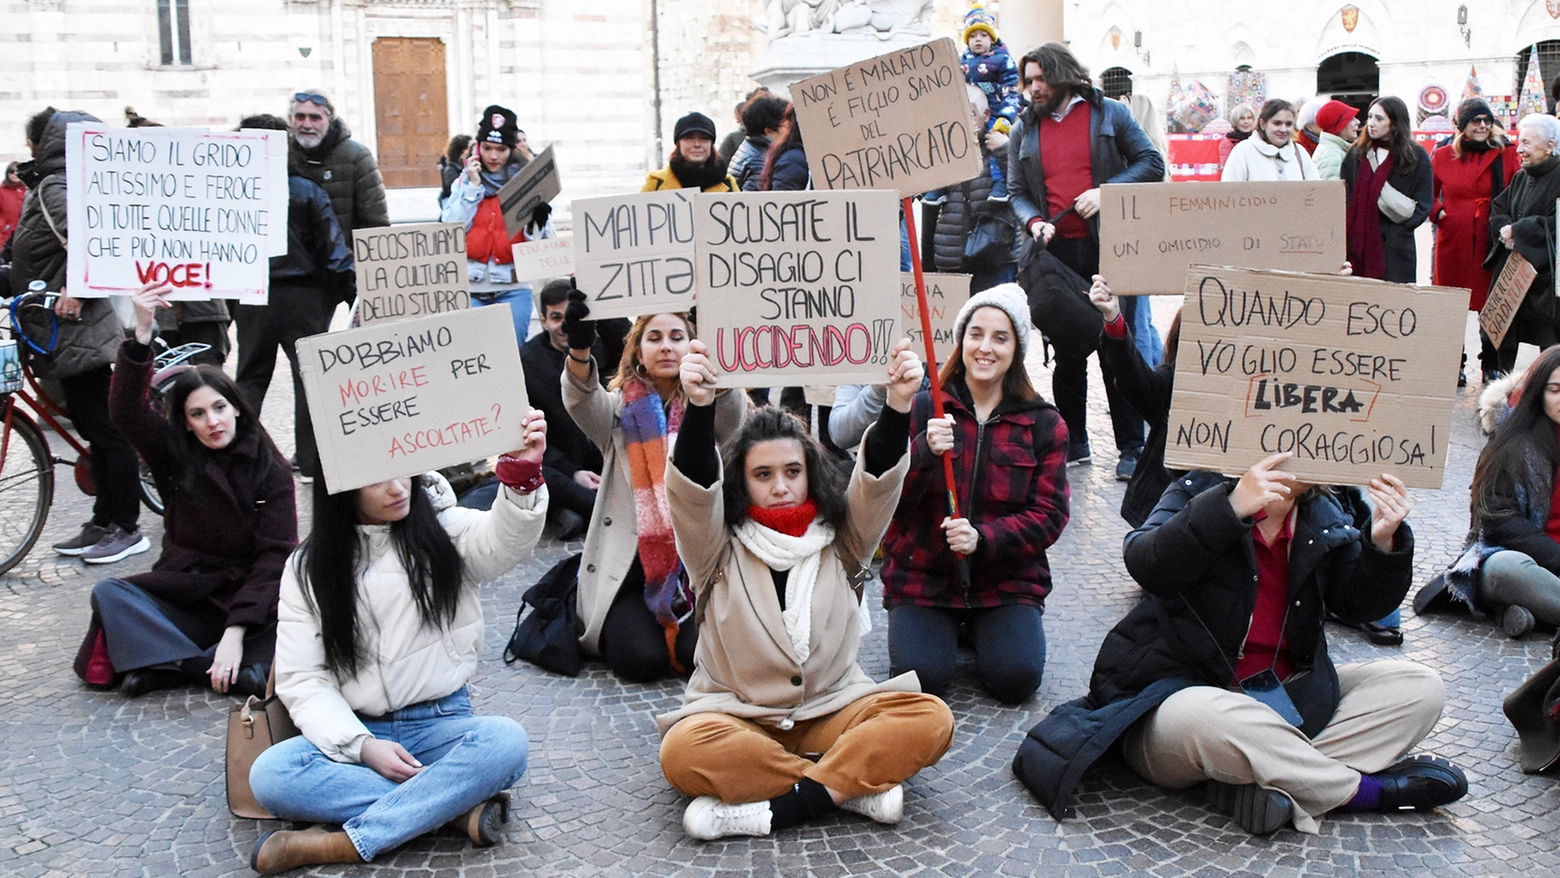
[901,196,960,519]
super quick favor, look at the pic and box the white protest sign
[1164,266,1468,489]
[696,189,900,386]
[573,190,698,319]
[1099,181,1347,294]
[511,233,574,282]
[1479,251,1535,349]
[901,272,971,364]
[295,308,528,492]
[65,123,286,302]
[352,222,471,326]
[790,38,983,196]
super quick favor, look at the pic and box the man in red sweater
[1007,43,1164,478]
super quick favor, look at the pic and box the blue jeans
[887,604,1046,704]
[249,688,527,860]
[471,286,533,347]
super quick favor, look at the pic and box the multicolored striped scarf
[620,375,690,671]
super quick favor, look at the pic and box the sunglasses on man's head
[294,93,329,106]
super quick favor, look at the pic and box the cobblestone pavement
[3,309,1559,878]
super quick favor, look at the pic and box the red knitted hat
[1316,100,1358,137]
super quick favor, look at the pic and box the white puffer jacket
[275,473,546,762]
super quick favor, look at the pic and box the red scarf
[746,498,818,537]
[1347,147,1395,280]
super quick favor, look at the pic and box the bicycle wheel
[139,459,164,516]
[0,412,54,575]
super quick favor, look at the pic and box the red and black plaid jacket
[881,378,1071,610]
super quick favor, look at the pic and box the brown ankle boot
[444,792,510,846]
[250,826,363,874]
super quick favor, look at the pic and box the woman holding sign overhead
[73,282,296,698]
[440,105,555,347]
[246,417,548,873]
[879,285,1070,704]
[561,294,746,682]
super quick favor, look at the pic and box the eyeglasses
[294,93,329,106]
[1467,116,1493,126]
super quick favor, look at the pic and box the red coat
[1432,142,1518,310]
[0,183,24,248]
[465,194,526,265]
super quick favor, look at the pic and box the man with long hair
[1006,43,1165,480]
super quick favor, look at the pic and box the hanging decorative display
[1517,44,1548,118]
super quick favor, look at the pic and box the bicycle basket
[8,293,59,359]
[0,339,19,392]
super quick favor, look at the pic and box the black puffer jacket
[1484,155,1560,349]
[270,175,355,297]
[292,117,389,238]
[1013,471,1413,819]
[922,142,1019,272]
[9,110,124,379]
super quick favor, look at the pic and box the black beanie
[1454,98,1495,130]
[476,105,519,148]
[673,111,717,142]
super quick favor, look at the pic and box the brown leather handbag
[225,669,299,819]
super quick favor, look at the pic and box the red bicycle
[1,290,204,574]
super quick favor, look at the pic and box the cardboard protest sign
[1479,251,1535,348]
[696,189,900,386]
[65,123,288,302]
[573,190,698,319]
[790,37,982,196]
[353,223,471,326]
[499,145,561,238]
[1163,266,1468,489]
[900,272,970,364]
[295,308,528,492]
[510,233,574,282]
[1099,181,1347,295]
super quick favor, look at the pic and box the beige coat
[655,426,917,736]
[276,474,546,763]
[563,361,746,654]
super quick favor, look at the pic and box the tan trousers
[659,691,955,803]
[1119,660,1444,833]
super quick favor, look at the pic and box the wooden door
[371,37,449,188]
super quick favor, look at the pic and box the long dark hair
[937,306,1038,403]
[1255,99,1295,146]
[758,104,803,191]
[1352,96,1419,170]
[164,365,285,494]
[1471,346,1560,525]
[297,476,465,680]
[721,406,851,544]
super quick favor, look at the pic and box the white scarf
[733,519,835,662]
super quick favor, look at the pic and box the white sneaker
[838,784,903,825]
[682,796,772,840]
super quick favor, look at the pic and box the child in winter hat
[960,5,1020,201]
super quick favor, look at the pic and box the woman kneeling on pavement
[879,285,1070,704]
[246,415,548,874]
[658,339,954,840]
[1015,453,1468,835]
[562,295,746,681]
[74,283,296,698]
[1430,345,1560,639]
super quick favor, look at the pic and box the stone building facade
[1069,1,1560,126]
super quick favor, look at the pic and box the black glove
[564,284,596,352]
[529,202,552,230]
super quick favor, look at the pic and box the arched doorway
[1515,40,1560,112]
[1100,66,1133,101]
[1317,51,1379,115]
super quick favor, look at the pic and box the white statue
[757,0,932,41]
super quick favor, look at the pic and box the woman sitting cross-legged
[658,338,955,840]
[246,414,548,874]
[74,282,296,698]
[1014,453,1469,835]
